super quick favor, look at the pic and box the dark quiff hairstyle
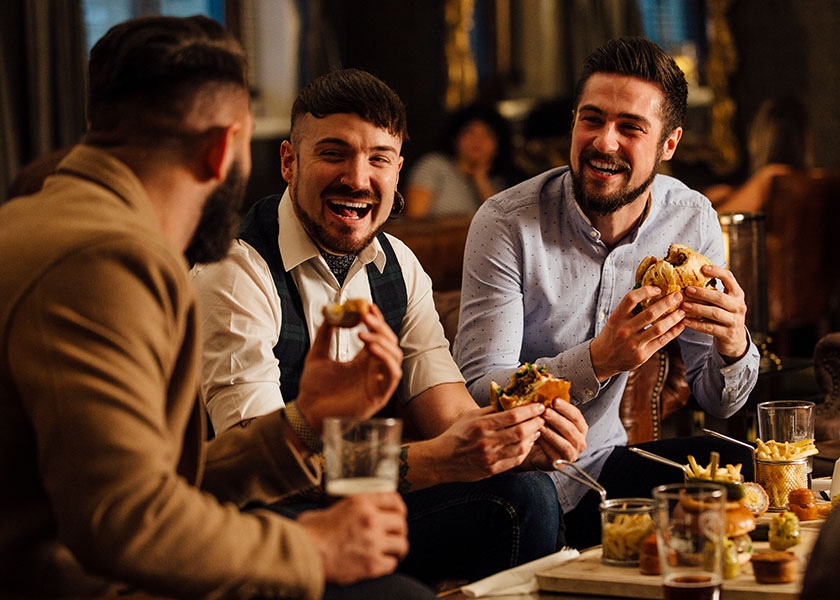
[85,15,247,145]
[290,68,409,145]
[573,37,688,140]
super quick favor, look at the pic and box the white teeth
[330,199,368,208]
[591,160,618,171]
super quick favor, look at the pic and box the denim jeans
[272,470,561,586]
[399,471,561,583]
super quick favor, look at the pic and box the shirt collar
[277,189,386,274]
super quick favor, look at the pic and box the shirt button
[725,386,734,393]
[590,230,597,238]
[585,388,595,398]
[598,311,605,322]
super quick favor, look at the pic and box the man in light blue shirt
[455,37,760,549]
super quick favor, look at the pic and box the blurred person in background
[705,96,813,214]
[404,101,522,218]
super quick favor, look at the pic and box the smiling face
[281,112,403,255]
[569,73,682,217]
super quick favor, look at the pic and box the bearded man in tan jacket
[0,15,433,600]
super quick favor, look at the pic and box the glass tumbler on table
[653,482,726,600]
[323,417,402,497]
[756,400,815,497]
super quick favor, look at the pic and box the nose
[340,156,372,190]
[592,122,619,154]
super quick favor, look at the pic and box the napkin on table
[459,547,580,597]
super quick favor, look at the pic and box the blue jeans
[272,471,561,586]
[399,471,561,583]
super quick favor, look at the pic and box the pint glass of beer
[653,482,726,600]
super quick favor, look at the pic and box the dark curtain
[1,0,87,201]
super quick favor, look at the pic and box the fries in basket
[601,509,655,563]
[684,454,743,482]
[755,438,818,461]
[754,439,817,509]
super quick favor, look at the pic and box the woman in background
[405,102,520,218]
[706,96,813,213]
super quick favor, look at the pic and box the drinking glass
[323,417,402,497]
[756,400,815,444]
[653,483,726,600]
[757,399,816,484]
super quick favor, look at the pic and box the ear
[203,123,241,182]
[661,126,683,161]
[280,140,297,184]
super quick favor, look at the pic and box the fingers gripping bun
[490,363,571,411]
[322,298,371,327]
[635,244,714,311]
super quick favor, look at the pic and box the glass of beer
[653,482,726,600]
[323,417,402,496]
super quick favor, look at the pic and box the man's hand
[590,286,686,382]
[296,303,403,433]
[526,399,589,470]
[682,264,749,360]
[424,404,547,483]
[298,492,408,585]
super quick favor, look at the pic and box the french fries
[755,438,818,461]
[754,438,817,508]
[602,511,655,563]
[684,454,743,482]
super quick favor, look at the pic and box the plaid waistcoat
[238,194,407,400]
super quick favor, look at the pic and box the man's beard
[185,160,248,266]
[290,183,385,255]
[570,146,662,216]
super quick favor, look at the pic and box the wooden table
[535,516,822,600]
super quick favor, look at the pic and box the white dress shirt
[192,190,464,433]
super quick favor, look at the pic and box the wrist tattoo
[398,444,412,494]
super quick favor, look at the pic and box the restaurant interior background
[2,0,839,386]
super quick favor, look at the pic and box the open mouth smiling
[587,158,628,176]
[327,198,373,220]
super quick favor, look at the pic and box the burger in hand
[490,363,571,411]
[634,244,717,313]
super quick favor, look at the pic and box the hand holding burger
[490,363,571,411]
[635,243,750,361]
[634,244,715,313]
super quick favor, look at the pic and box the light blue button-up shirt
[454,167,759,511]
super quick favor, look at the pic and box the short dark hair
[86,15,248,145]
[290,69,409,145]
[573,37,687,139]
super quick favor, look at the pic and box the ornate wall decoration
[705,0,740,174]
[444,0,479,111]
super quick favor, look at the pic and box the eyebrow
[313,137,400,154]
[578,104,652,129]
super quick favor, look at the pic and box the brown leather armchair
[814,332,840,476]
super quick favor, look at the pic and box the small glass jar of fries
[754,438,817,511]
[600,498,655,566]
